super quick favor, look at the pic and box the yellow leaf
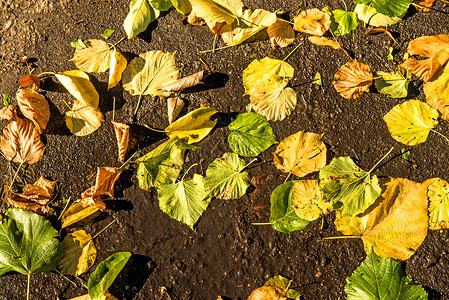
[65,99,105,136]
[333,61,373,99]
[267,19,295,49]
[165,107,217,144]
[424,62,449,121]
[335,178,428,261]
[383,100,439,145]
[108,49,128,90]
[61,198,106,228]
[55,70,100,107]
[59,230,97,276]
[292,180,332,221]
[70,39,113,73]
[293,8,330,36]
[354,4,402,27]
[423,178,449,230]
[308,36,350,58]
[273,131,327,177]
[250,74,297,121]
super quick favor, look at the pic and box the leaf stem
[431,129,449,143]
[134,94,144,117]
[143,124,165,133]
[367,146,394,174]
[112,37,126,47]
[243,158,258,171]
[112,96,116,122]
[37,72,55,77]
[57,197,72,221]
[55,269,77,287]
[284,172,292,183]
[181,164,198,182]
[9,161,24,190]
[251,222,272,225]
[340,0,348,11]
[321,235,360,240]
[199,45,232,54]
[119,151,138,169]
[93,219,116,239]
[282,40,304,62]
[27,273,30,300]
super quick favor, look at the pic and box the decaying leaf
[70,39,114,73]
[61,198,106,228]
[267,19,295,49]
[204,152,250,200]
[16,88,50,133]
[374,69,411,98]
[165,107,217,144]
[308,36,350,58]
[167,97,185,124]
[59,230,97,276]
[19,74,40,90]
[65,99,105,136]
[423,178,449,230]
[292,180,332,221]
[335,178,428,260]
[383,100,439,145]
[414,0,436,12]
[108,49,127,90]
[55,70,100,107]
[423,62,449,121]
[354,4,402,27]
[82,167,122,199]
[0,117,45,165]
[334,61,373,99]
[187,11,206,26]
[365,28,398,44]
[293,8,331,36]
[0,104,17,121]
[273,131,327,177]
[162,70,208,92]
[112,121,130,164]
[248,286,287,300]
[264,275,301,299]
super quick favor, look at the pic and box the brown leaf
[61,197,106,228]
[308,36,351,58]
[414,0,436,12]
[167,97,185,124]
[112,121,130,164]
[293,8,330,36]
[0,105,18,121]
[267,19,295,49]
[0,117,45,164]
[248,286,287,300]
[333,61,373,99]
[19,74,40,90]
[364,28,398,45]
[187,11,206,26]
[162,70,208,92]
[16,88,50,133]
[81,167,122,198]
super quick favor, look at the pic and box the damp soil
[1,0,449,299]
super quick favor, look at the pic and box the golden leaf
[423,178,449,230]
[292,180,332,221]
[112,121,130,164]
[65,99,105,136]
[423,62,449,121]
[273,131,327,177]
[333,61,373,99]
[293,8,330,36]
[55,70,100,107]
[61,197,106,228]
[267,19,295,49]
[108,49,127,90]
[70,39,113,73]
[16,88,50,133]
[82,167,122,198]
[59,230,97,276]
[308,36,350,58]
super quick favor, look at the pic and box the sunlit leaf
[267,19,295,49]
[101,29,115,39]
[264,275,301,299]
[248,286,287,300]
[335,178,428,260]
[187,11,207,26]
[308,36,350,58]
[16,88,50,133]
[158,174,210,229]
[273,131,326,177]
[383,100,439,145]
[228,112,277,157]
[151,0,172,11]
[292,180,332,221]
[330,9,358,36]
[108,49,127,90]
[320,157,381,217]
[334,61,373,99]
[70,39,114,74]
[162,70,208,92]
[112,121,130,164]
[171,0,192,14]
[423,178,449,230]
[375,69,411,98]
[70,39,87,50]
[82,167,122,199]
[353,0,412,18]
[293,8,331,36]
[0,104,16,121]
[55,70,100,107]
[167,97,185,124]
[59,230,96,276]
[423,62,449,121]
[61,198,106,228]
[354,4,402,27]
[165,107,217,144]
[345,251,428,299]
[124,0,160,39]
[19,74,40,90]
[204,152,250,200]
[414,0,436,12]
[65,99,105,136]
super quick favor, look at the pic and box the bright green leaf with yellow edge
[124,0,160,39]
[59,230,96,276]
[423,178,449,230]
[383,100,439,145]
[292,180,332,222]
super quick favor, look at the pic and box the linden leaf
[228,112,277,157]
[423,178,449,230]
[82,167,122,199]
[353,0,412,18]
[292,180,332,222]
[61,198,106,228]
[334,61,373,99]
[267,19,295,49]
[345,251,428,299]
[124,0,160,39]
[354,4,402,27]
[171,0,192,14]
[16,88,50,133]
[70,39,114,74]
[158,174,210,229]
[0,117,45,165]
[108,49,127,90]
[375,69,411,98]
[204,152,250,200]
[0,104,16,120]
[250,74,297,121]
[335,178,428,260]
[151,0,172,11]
[273,131,326,177]
[383,100,439,145]
[243,57,294,95]
[330,9,358,36]
[19,74,40,90]
[122,50,179,98]
[269,181,309,234]
[59,230,97,276]
[319,157,381,217]
[293,8,331,36]
[161,70,208,92]
[65,99,105,136]
[55,70,100,107]
[112,121,130,164]
[165,107,217,144]
[423,62,449,121]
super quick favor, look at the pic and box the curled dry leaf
[0,104,17,121]
[293,8,331,36]
[364,28,398,44]
[414,0,436,12]
[61,197,106,228]
[187,11,206,26]
[267,19,295,49]
[19,74,40,90]
[112,121,130,164]
[247,286,287,300]
[0,117,45,164]
[82,167,122,199]
[16,88,50,134]
[162,70,208,92]
[167,97,185,124]
[308,36,350,58]
[334,61,373,99]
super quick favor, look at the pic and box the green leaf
[100,29,115,39]
[313,72,322,86]
[70,39,87,50]
[124,0,160,39]
[345,251,428,299]
[204,152,250,200]
[134,138,195,189]
[170,0,192,14]
[0,208,63,276]
[265,275,301,299]
[158,174,211,229]
[354,4,402,27]
[353,0,412,18]
[270,181,309,234]
[319,157,381,217]
[228,112,277,157]
[2,94,11,106]
[330,10,358,36]
[88,252,132,300]
[401,148,410,160]
[152,0,172,11]
[375,70,411,99]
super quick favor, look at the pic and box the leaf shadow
[181,72,229,94]
[138,18,161,44]
[127,123,167,155]
[40,90,73,136]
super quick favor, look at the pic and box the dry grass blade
[161,70,208,92]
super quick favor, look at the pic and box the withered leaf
[334,61,373,99]
[248,286,287,300]
[267,19,295,49]
[0,117,45,165]
[364,28,398,44]
[112,121,130,164]
[161,70,208,92]
[0,105,17,121]
[308,36,350,58]
[293,8,331,36]
[19,74,40,90]
[414,0,436,12]
[61,197,106,228]
[16,88,50,134]
[187,11,206,26]
[167,97,185,124]
[81,167,122,199]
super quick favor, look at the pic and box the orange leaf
[293,8,330,36]
[81,167,122,198]
[414,0,436,12]
[112,121,130,164]
[248,286,287,300]
[0,105,18,121]
[187,11,206,26]
[267,19,295,49]
[333,61,373,99]
[364,28,398,45]
[167,97,185,124]
[308,36,351,58]
[19,74,40,90]
[16,88,50,133]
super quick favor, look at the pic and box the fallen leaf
[124,0,160,39]
[0,117,45,165]
[55,70,100,107]
[70,39,87,50]
[374,69,411,98]
[267,19,295,49]
[70,39,114,73]
[353,0,412,18]
[248,286,287,300]
[292,180,332,221]
[414,0,436,12]
[354,4,402,27]
[187,11,206,26]
[165,107,217,144]
[330,9,358,36]
[16,88,50,133]
[423,62,449,121]
[101,29,115,39]
[293,8,331,36]
[5,186,51,216]
[264,275,301,299]
[108,49,127,90]
[423,178,449,230]
[112,121,130,164]
[61,197,106,228]
[167,97,185,124]
[59,230,97,276]
[273,131,327,177]
[65,99,105,136]
[171,0,192,14]
[82,167,122,199]
[383,100,439,145]
[19,74,40,90]
[365,28,398,44]
[335,178,428,260]
[204,152,250,200]
[0,104,17,121]
[162,70,208,92]
[333,61,373,99]
[151,0,172,11]
[308,36,350,58]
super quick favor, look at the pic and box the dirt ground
[1,0,449,299]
